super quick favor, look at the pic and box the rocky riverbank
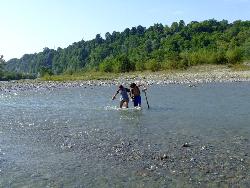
[1,66,250,92]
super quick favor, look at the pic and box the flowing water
[0,82,250,187]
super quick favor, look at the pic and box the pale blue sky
[1,0,250,60]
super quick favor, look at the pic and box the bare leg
[124,101,128,108]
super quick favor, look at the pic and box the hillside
[4,19,250,76]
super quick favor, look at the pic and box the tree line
[4,19,250,77]
[0,55,36,81]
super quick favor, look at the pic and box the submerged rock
[182,143,191,147]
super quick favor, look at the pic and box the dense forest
[0,55,35,81]
[3,19,250,77]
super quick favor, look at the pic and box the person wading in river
[112,85,130,108]
[130,83,142,107]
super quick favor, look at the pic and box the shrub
[163,60,188,70]
[226,48,243,64]
[145,59,161,72]
[117,55,134,72]
[99,59,113,72]
[40,67,53,77]
[135,61,145,71]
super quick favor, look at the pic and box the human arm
[129,88,135,101]
[137,83,147,92]
[112,90,119,100]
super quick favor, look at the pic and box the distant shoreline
[1,65,250,92]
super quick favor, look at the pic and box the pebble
[182,143,191,147]
[1,70,250,92]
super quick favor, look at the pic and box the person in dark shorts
[130,83,141,107]
[112,85,130,108]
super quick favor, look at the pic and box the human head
[119,85,124,89]
[130,83,136,88]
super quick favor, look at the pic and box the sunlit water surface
[0,82,250,187]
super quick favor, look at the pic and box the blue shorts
[133,96,141,107]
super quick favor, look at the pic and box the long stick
[143,90,150,109]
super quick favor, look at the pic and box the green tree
[99,57,114,72]
[0,55,5,78]
[114,55,134,72]
[39,66,53,77]
[4,19,250,76]
[243,39,250,59]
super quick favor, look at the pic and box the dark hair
[130,83,136,88]
[119,85,124,89]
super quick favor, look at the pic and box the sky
[0,0,250,61]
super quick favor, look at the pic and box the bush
[135,61,145,71]
[209,51,227,64]
[226,48,243,64]
[99,55,134,73]
[179,50,228,66]
[242,39,250,59]
[99,59,114,72]
[0,71,36,81]
[145,59,161,72]
[100,55,134,73]
[117,55,134,72]
[39,67,53,77]
[163,60,188,70]
[189,51,207,65]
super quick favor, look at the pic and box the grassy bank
[41,71,120,81]
[40,64,250,81]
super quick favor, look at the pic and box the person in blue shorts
[112,85,130,108]
[130,83,142,107]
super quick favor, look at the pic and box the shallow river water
[0,82,250,187]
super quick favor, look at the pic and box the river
[0,82,249,187]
